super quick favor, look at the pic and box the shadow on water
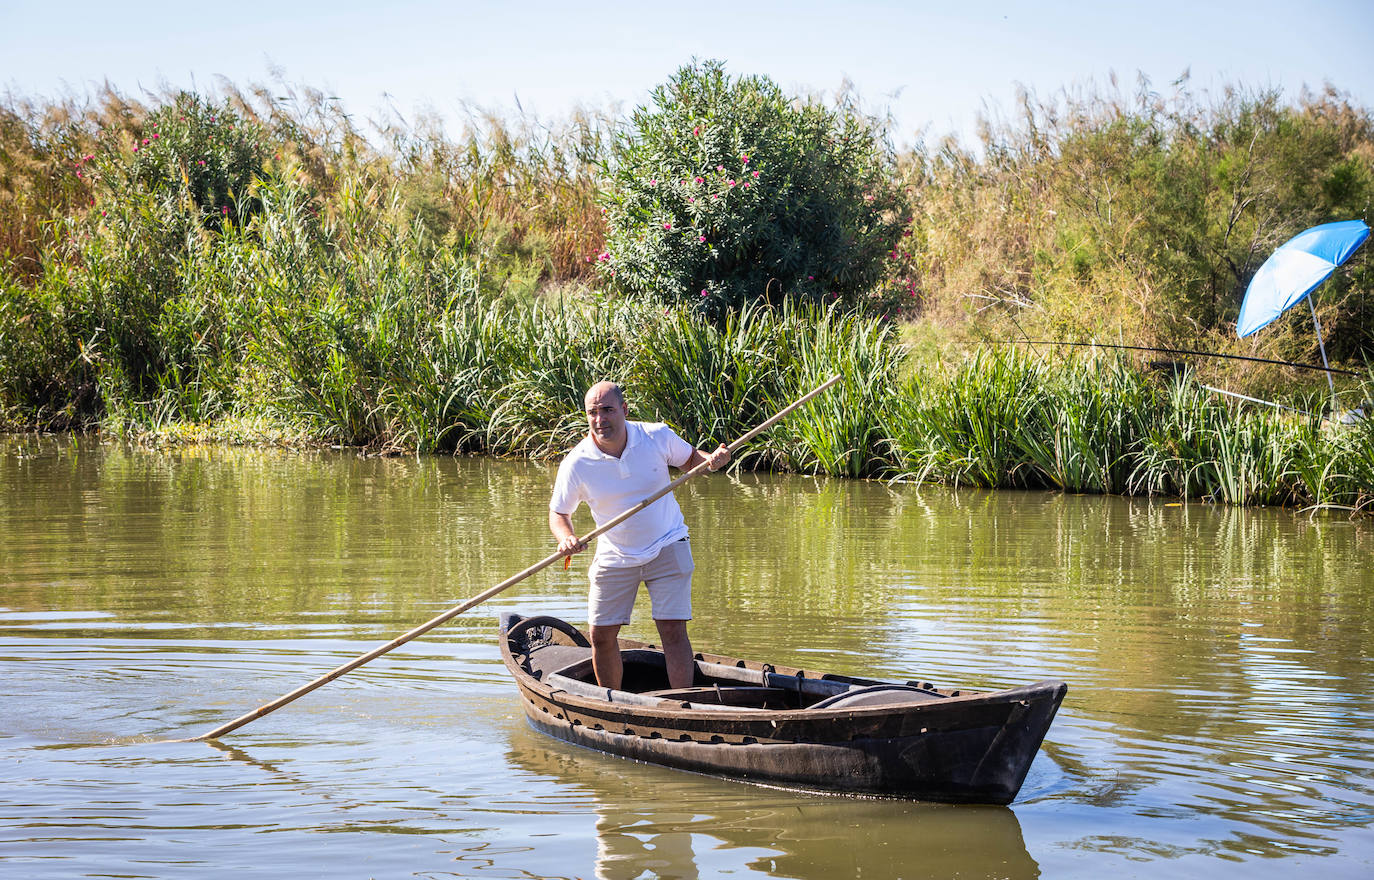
[504,729,1041,880]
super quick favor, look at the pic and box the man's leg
[654,619,694,689]
[588,558,641,691]
[642,541,696,689]
[590,624,623,690]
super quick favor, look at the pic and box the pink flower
[694,176,704,184]
[808,275,814,280]
[752,170,759,178]
[100,210,107,217]
[599,252,610,261]
[711,194,718,200]
[141,138,149,145]
[698,235,706,242]
[716,165,724,172]
[76,171,82,178]
[222,206,229,215]
[728,179,736,187]
[152,133,160,140]
[663,222,672,230]
[742,182,750,188]
[692,126,699,136]
[687,197,695,203]
[84,153,94,161]
[700,289,708,297]
[132,145,138,152]
[740,155,749,163]
[649,178,657,186]
[585,256,592,262]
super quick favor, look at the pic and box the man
[549,381,730,690]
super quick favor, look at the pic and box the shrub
[102,92,266,230]
[599,60,908,318]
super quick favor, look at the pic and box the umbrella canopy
[1237,219,1370,338]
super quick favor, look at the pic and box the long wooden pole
[191,375,842,741]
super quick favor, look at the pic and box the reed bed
[2,81,1372,514]
[5,210,1373,512]
[886,349,1374,513]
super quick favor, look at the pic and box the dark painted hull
[499,612,1067,804]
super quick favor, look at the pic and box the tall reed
[3,81,1372,513]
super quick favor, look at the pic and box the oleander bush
[109,93,266,230]
[598,60,908,319]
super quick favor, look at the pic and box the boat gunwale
[500,617,1067,726]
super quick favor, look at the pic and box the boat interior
[506,614,948,712]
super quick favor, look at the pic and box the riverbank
[2,81,1371,513]
[12,296,1371,514]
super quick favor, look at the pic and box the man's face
[585,384,628,448]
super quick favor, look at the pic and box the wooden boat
[499,612,1068,804]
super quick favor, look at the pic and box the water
[2,435,1371,879]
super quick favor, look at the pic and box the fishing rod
[992,340,1362,377]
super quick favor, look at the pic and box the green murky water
[2,435,1371,879]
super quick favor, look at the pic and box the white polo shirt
[549,421,695,566]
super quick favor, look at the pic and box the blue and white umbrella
[1237,219,1370,393]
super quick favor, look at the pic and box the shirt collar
[583,420,639,460]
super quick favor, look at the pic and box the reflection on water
[1,435,1372,878]
[506,730,1040,880]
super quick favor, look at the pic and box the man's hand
[550,510,586,555]
[706,443,731,472]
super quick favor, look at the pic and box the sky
[4,0,1371,148]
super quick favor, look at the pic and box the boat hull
[500,612,1066,804]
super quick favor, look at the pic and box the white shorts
[587,539,694,626]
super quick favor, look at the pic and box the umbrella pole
[1308,297,1337,398]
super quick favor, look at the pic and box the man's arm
[549,509,586,555]
[681,443,731,472]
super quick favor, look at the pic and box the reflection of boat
[499,613,1067,804]
[507,723,1043,880]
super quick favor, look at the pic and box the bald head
[584,381,625,409]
